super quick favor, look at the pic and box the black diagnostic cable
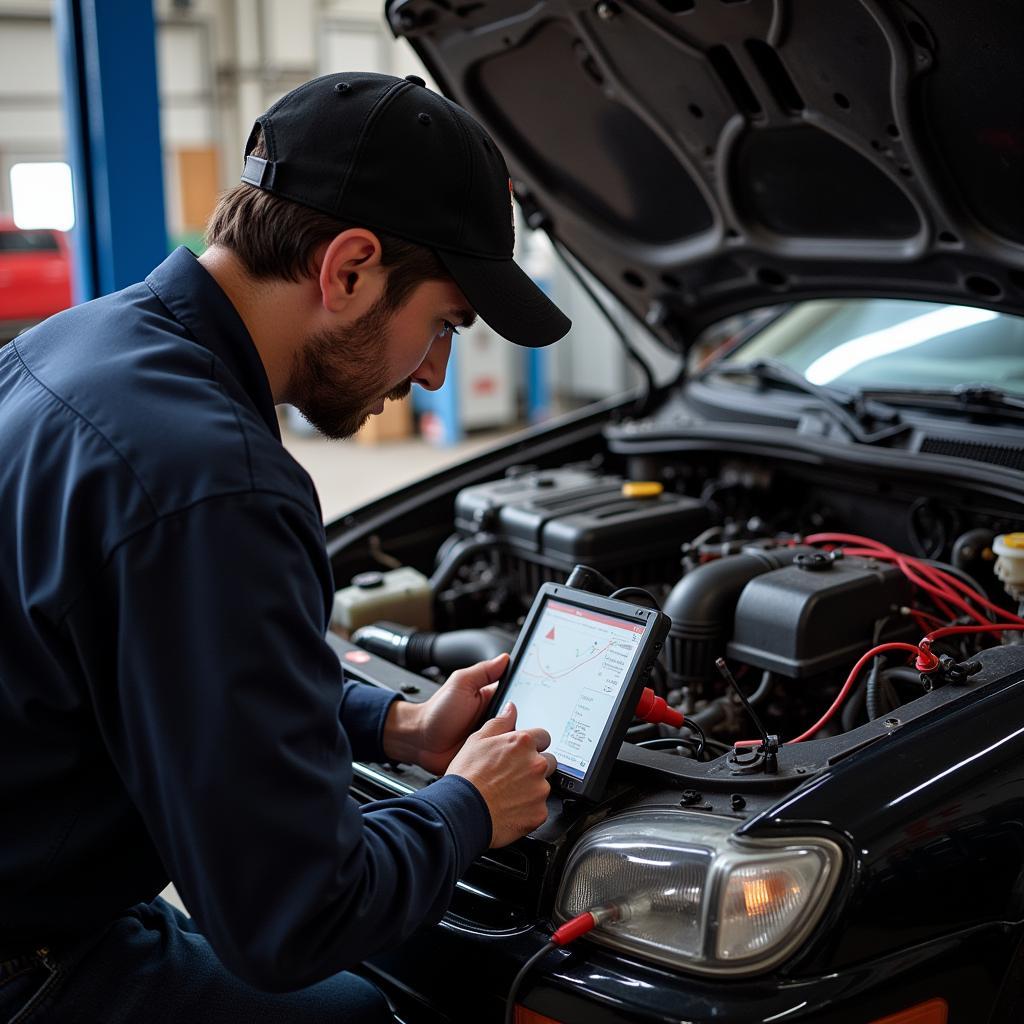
[504,906,626,1024]
[683,717,707,759]
[636,736,700,757]
[609,586,662,609]
[649,658,670,698]
[715,658,771,745]
[504,940,557,1024]
[641,719,708,759]
[746,670,774,707]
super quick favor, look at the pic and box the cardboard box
[355,394,413,444]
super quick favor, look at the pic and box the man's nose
[412,334,453,392]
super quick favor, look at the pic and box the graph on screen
[503,599,644,778]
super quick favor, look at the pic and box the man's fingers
[478,701,517,735]
[523,727,552,752]
[448,653,510,694]
[541,752,558,778]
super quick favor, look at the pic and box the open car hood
[386,0,1024,349]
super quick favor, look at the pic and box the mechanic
[0,72,570,1022]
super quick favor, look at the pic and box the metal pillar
[55,0,167,302]
[412,347,463,446]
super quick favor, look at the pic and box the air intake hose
[664,545,812,685]
[352,622,517,673]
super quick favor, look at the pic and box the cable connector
[551,904,622,946]
[914,641,940,673]
[551,900,647,947]
[921,654,984,691]
[635,687,684,728]
[551,913,598,946]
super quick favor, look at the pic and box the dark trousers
[0,898,393,1023]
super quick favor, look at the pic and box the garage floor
[280,421,516,522]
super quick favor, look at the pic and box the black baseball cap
[240,71,570,348]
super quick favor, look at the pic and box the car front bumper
[363,916,1023,1024]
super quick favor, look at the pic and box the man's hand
[446,702,556,847]
[382,653,509,775]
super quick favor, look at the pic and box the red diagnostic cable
[635,687,684,728]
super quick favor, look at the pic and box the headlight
[555,810,842,975]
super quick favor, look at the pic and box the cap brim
[436,250,571,347]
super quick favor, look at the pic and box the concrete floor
[280,421,516,523]
[159,420,517,915]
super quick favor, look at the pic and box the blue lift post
[412,346,463,446]
[55,0,167,303]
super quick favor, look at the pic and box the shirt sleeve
[338,675,402,764]
[61,489,492,991]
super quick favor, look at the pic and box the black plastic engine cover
[454,468,713,585]
[727,554,914,678]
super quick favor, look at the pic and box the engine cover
[454,468,713,589]
[726,553,914,678]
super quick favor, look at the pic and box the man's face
[289,277,474,440]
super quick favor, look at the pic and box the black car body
[325,1,1024,1020]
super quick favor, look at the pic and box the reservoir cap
[622,481,663,498]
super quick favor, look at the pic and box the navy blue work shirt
[0,247,491,990]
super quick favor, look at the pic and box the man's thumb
[451,652,510,693]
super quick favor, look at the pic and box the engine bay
[333,451,1024,781]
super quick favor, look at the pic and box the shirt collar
[145,247,280,440]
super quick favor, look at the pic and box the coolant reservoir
[330,567,432,635]
[992,533,1024,600]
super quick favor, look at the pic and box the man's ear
[318,229,384,313]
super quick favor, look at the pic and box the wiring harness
[734,532,1024,746]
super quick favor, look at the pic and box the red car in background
[0,220,73,341]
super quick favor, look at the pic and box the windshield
[724,299,1024,394]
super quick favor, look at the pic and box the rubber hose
[353,622,516,672]
[664,545,813,683]
[429,533,499,594]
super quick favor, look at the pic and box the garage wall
[0,1,424,229]
[0,9,65,214]
[0,0,660,401]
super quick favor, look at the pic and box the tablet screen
[500,598,645,780]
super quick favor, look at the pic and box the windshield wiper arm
[858,385,1024,421]
[703,358,910,445]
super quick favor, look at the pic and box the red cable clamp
[914,641,940,673]
[635,687,685,728]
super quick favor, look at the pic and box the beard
[288,296,412,440]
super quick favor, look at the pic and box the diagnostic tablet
[489,583,670,802]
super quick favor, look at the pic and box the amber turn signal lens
[869,998,948,1024]
[741,873,802,917]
